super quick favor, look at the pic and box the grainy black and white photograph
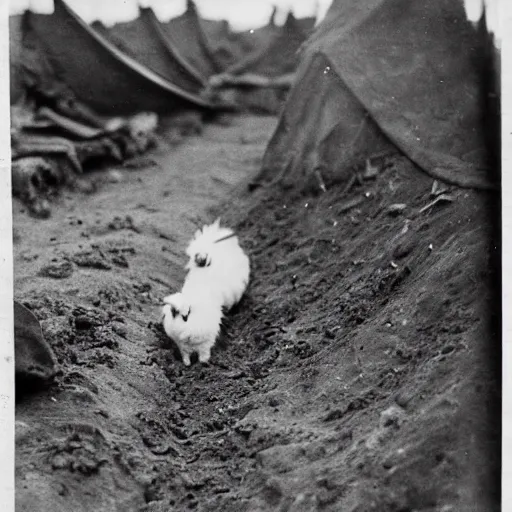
[5,0,503,510]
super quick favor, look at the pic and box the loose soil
[14,114,500,512]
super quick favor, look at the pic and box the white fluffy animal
[161,277,223,366]
[161,219,250,365]
[185,218,250,311]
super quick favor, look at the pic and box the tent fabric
[228,7,279,57]
[259,0,495,191]
[90,20,110,37]
[225,12,308,78]
[201,18,230,44]
[297,15,316,33]
[231,12,315,57]
[199,19,247,71]
[103,7,206,93]
[16,16,75,104]
[26,0,216,116]
[144,8,208,86]
[10,27,110,131]
[162,0,222,79]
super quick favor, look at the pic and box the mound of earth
[14,115,499,512]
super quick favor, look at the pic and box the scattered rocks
[392,235,418,259]
[139,500,169,512]
[379,405,406,429]
[111,254,129,268]
[323,409,344,422]
[50,431,108,476]
[291,340,315,359]
[74,315,97,330]
[394,389,415,409]
[39,260,74,279]
[234,422,256,438]
[15,421,32,443]
[440,344,456,355]
[386,204,407,217]
[112,322,128,339]
[366,405,407,449]
[268,396,282,407]
[106,170,124,183]
[107,215,139,233]
[324,328,337,339]
[381,446,408,470]
[73,250,112,270]
[71,245,134,271]
[51,454,69,470]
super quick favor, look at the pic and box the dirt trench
[14,115,500,512]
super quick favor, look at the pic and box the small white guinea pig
[185,219,250,311]
[161,279,223,366]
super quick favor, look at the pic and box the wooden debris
[419,194,455,214]
[340,174,358,196]
[363,158,380,179]
[430,180,452,198]
[314,169,327,193]
[338,195,365,213]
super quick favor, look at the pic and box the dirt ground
[14,114,500,512]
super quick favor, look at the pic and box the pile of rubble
[11,93,158,218]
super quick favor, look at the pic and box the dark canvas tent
[199,19,248,71]
[258,0,495,191]
[10,12,118,129]
[25,0,216,116]
[162,0,222,79]
[102,7,206,93]
[201,17,230,42]
[225,12,308,78]
[203,12,310,115]
[11,12,76,107]
[90,19,109,37]
[296,14,317,34]
[229,7,279,57]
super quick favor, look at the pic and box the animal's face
[163,293,191,322]
[194,252,212,267]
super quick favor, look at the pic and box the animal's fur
[161,220,250,365]
[185,218,250,311]
[161,273,223,366]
